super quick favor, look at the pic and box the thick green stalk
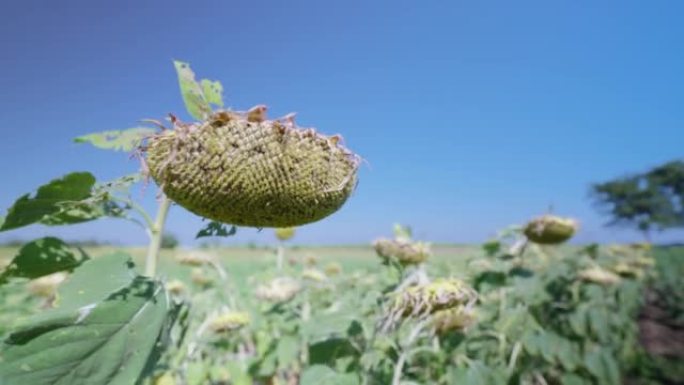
[144,195,172,277]
[392,320,427,385]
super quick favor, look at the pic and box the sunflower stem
[392,320,427,385]
[144,194,172,277]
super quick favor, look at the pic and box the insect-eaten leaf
[0,253,173,385]
[0,172,96,232]
[173,60,224,121]
[196,221,237,239]
[0,237,88,285]
[0,277,170,385]
[201,79,224,108]
[74,127,156,152]
[0,173,143,232]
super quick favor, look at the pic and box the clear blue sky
[1,0,682,246]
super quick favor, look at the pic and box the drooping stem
[392,320,427,385]
[396,263,430,292]
[144,195,172,277]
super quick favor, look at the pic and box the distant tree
[591,159,684,240]
[647,160,684,221]
[160,233,179,249]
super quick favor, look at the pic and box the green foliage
[652,246,684,323]
[196,221,237,239]
[74,128,156,152]
[300,365,359,385]
[0,173,144,233]
[0,172,96,231]
[0,254,171,385]
[0,237,88,285]
[173,60,224,121]
[648,160,684,198]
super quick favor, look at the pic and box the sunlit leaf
[0,237,88,285]
[0,172,96,232]
[224,362,251,385]
[55,253,136,311]
[560,373,590,385]
[74,128,156,152]
[584,348,620,385]
[276,335,299,369]
[185,362,208,385]
[174,60,211,121]
[201,79,224,107]
[42,174,142,226]
[0,276,169,385]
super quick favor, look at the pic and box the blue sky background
[0,0,682,246]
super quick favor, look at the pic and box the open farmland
[1,243,682,384]
[1,12,683,384]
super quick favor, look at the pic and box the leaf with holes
[201,79,224,108]
[0,172,96,232]
[174,61,211,120]
[0,275,170,385]
[74,128,156,152]
[0,237,88,285]
[196,221,237,238]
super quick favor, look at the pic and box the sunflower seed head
[145,109,360,228]
[373,238,431,265]
[166,279,187,295]
[578,266,621,285]
[381,279,477,331]
[255,277,301,303]
[190,268,213,287]
[324,262,343,276]
[176,251,213,266]
[275,227,296,241]
[523,215,578,245]
[302,268,327,282]
[431,306,478,334]
[209,311,251,333]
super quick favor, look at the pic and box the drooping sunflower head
[166,279,187,295]
[431,306,478,334]
[275,227,296,241]
[209,311,251,333]
[523,215,578,245]
[255,277,302,303]
[324,262,343,276]
[578,266,621,285]
[373,238,431,265]
[175,251,213,266]
[381,279,477,330]
[145,110,360,228]
[302,268,327,282]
